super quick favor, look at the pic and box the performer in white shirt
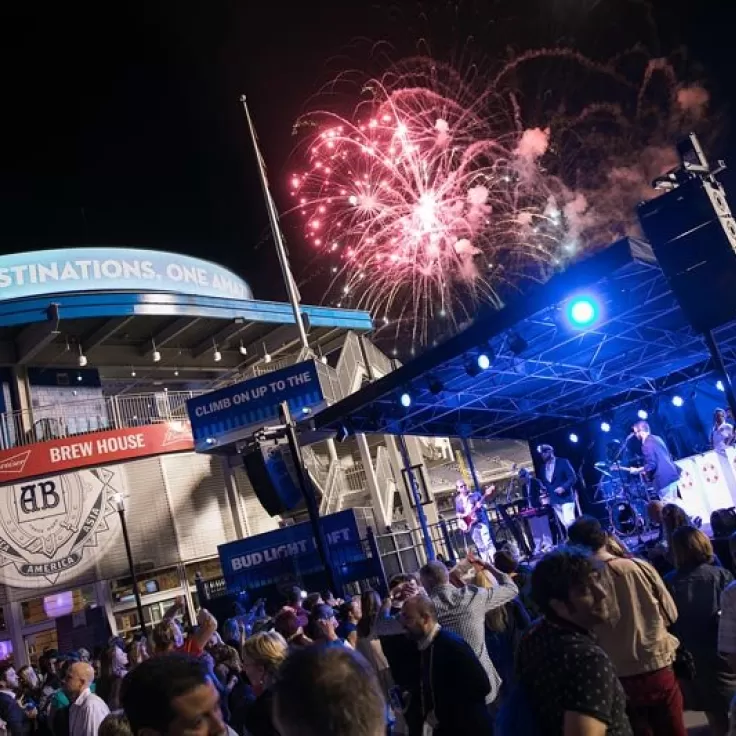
[712,408,734,455]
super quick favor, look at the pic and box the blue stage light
[600,421,611,433]
[569,433,579,443]
[399,392,412,408]
[567,296,599,328]
[637,409,648,420]
[671,395,684,407]
[717,380,725,392]
[477,353,491,371]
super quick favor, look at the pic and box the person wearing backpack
[514,547,632,735]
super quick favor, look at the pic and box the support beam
[82,317,134,352]
[141,317,201,357]
[355,432,389,529]
[241,324,300,366]
[15,321,60,365]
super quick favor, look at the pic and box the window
[20,587,96,627]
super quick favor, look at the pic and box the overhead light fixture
[262,342,272,364]
[508,332,528,355]
[174,368,179,377]
[428,375,444,395]
[76,373,83,382]
[399,392,412,408]
[569,433,579,444]
[717,379,725,392]
[637,409,648,420]
[151,338,161,363]
[77,344,87,368]
[566,294,601,329]
[672,395,684,407]
[130,368,136,378]
[239,341,248,356]
[213,341,222,363]
[600,421,611,433]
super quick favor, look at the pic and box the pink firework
[290,53,711,345]
[290,60,562,343]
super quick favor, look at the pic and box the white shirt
[69,688,110,736]
[545,459,555,484]
[712,422,733,453]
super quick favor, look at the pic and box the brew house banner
[0,422,193,483]
[0,464,124,588]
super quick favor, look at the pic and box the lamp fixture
[77,344,88,368]
[239,341,248,356]
[213,341,222,363]
[151,338,161,363]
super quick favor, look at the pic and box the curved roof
[0,247,253,303]
[0,247,372,390]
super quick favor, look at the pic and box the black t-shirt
[517,617,632,736]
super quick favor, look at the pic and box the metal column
[397,434,435,560]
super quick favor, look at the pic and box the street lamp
[112,492,147,636]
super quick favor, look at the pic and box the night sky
[1,0,735,310]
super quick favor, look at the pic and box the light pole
[112,492,147,636]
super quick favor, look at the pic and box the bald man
[399,596,493,735]
[65,661,109,736]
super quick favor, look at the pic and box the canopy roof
[314,237,736,441]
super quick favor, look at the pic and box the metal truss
[337,250,736,442]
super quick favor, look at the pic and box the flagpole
[240,95,310,352]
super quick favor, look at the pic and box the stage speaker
[242,441,304,516]
[638,174,736,332]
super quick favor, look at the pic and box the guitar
[457,486,495,532]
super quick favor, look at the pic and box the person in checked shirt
[376,554,518,707]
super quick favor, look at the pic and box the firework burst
[290,51,711,347]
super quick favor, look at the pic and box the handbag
[630,558,696,681]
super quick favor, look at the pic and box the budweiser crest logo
[162,421,192,447]
[0,466,122,586]
[0,450,31,475]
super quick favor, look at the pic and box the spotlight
[77,345,87,367]
[569,433,579,443]
[508,332,528,355]
[464,357,482,377]
[672,395,684,407]
[477,353,491,371]
[428,375,444,395]
[399,392,412,408]
[600,421,611,433]
[717,380,725,392]
[637,409,648,420]
[566,295,600,328]
[301,407,312,415]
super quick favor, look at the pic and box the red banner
[0,422,194,482]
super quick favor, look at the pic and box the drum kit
[593,459,660,537]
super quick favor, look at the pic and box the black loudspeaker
[242,442,304,516]
[638,175,736,332]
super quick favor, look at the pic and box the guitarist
[454,480,495,562]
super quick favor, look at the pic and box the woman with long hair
[665,526,736,736]
[96,644,128,711]
[241,631,288,736]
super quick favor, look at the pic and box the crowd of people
[3,503,736,734]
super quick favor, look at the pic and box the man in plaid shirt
[375,555,518,706]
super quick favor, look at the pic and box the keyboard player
[518,467,558,551]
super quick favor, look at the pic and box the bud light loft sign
[0,247,253,302]
[218,509,364,592]
[186,360,325,451]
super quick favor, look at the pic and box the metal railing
[0,390,204,450]
[343,462,367,492]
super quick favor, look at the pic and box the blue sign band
[218,509,364,590]
[186,360,324,446]
[0,247,252,302]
